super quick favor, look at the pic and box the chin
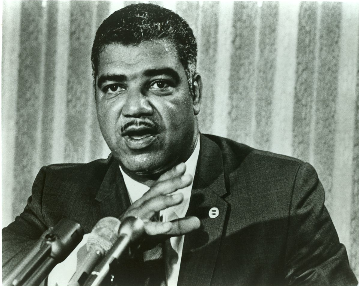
[121,155,177,178]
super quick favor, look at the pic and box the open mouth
[121,126,158,149]
[124,128,156,140]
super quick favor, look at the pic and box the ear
[191,73,202,115]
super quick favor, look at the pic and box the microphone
[67,217,121,286]
[83,216,145,286]
[4,218,83,286]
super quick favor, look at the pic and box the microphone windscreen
[87,217,121,255]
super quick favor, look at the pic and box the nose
[122,89,153,117]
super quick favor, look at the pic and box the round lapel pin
[209,207,219,218]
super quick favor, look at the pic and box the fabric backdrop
[2,0,358,276]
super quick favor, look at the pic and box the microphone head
[87,217,121,255]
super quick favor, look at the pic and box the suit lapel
[94,155,131,219]
[178,135,229,286]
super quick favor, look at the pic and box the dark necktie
[142,242,167,286]
[107,212,168,286]
[141,211,168,286]
[97,241,165,286]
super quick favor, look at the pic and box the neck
[119,166,159,187]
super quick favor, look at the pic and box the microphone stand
[83,217,145,286]
[4,218,83,286]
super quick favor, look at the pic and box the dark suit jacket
[2,134,357,286]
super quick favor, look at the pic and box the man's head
[92,4,202,184]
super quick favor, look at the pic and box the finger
[164,216,201,236]
[121,173,191,219]
[130,165,189,209]
[135,193,184,219]
[157,163,186,182]
[144,221,172,236]
[138,173,193,203]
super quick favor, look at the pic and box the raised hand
[119,163,200,237]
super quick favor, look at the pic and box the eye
[103,84,125,94]
[150,80,169,89]
[148,80,174,95]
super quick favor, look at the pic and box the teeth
[129,135,149,140]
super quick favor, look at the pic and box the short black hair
[91,3,197,83]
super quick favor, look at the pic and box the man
[2,3,357,286]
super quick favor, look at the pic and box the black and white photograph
[2,1,359,285]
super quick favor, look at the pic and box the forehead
[97,40,183,76]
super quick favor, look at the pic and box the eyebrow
[97,74,127,88]
[143,68,181,83]
[97,68,181,88]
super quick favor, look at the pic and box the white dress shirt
[121,137,200,286]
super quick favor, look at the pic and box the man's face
[95,40,201,179]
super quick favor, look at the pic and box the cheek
[97,103,118,137]
[97,104,109,126]
[174,97,194,122]
[97,96,123,120]
[162,99,195,135]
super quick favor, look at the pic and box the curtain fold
[2,0,358,276]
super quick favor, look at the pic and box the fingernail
[181,174,192,182]
[172,193,182,200]
[176,163,185,172]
